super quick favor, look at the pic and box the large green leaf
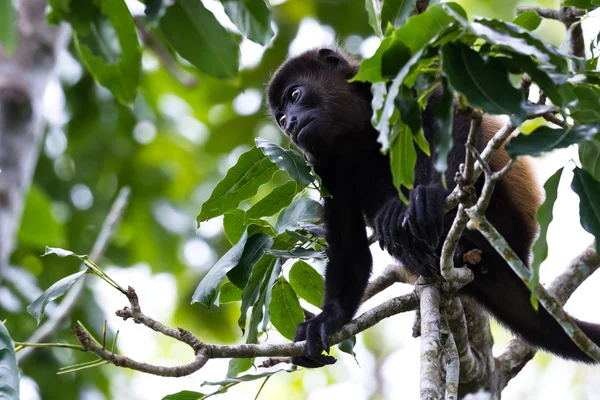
[441,42,525,122]
[381,0,416,31]
[255,138,314,187]
[395,85,421,134]
[365,0,383,37]
[160,0,239,79]
[512,11,542,31]
[0,0,18,56]
[246,181,298,221]
[237,255,274,333]
[50,0,142,104]
[198,147,278,223]
[219,281,242,303]
[226,358,253,377]
[221,0,274,45]
[227,234,274,288]
[288,261,324,308]
[528,167,563,309]
[275,198,323,233]
[261,257,283,331]
[572,168,600,252]
[570,85,600,124]
[191,231,248,308]
[562,0,598,9]
[390,124,416,200]
[27,270,87,324]
[376,48,426,151]
[507,125,600,158]
[579,139,600,181]
[0,322,19,400]
[223,209,247,244]
[163,391,207,400]
[269,278,304,341]
[18,184,66,249]
[354,3,466,82]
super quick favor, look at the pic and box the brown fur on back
[482,116,542,246]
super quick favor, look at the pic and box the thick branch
[418,283,443,400]
[18,187,130,362]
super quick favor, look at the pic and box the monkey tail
[466,259,600,363]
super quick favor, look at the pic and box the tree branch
[71,287,418,377]
[418,282,443,399]
[18,187,131,363]
[493,242,600,392]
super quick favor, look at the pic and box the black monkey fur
[266,47,600,368]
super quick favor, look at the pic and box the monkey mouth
[293,118,316,144]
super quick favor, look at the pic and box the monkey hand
[373,197,410,255]
[291,306,343,368]
[402,184,446,249]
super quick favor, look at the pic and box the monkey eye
[291,88,300,103]
[278,114,287,128]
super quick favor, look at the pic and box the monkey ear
[318,48,342,65]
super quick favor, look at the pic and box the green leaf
[275,198,323,233]
[226,358,253,377]
[266,248,326,260]
[27,270,87,324]
[562,0,595,8]
[376,48,426,151]
[467,17,570,73]
[0,0,18,56]
[352,36,393,82]
[0,321,20,400]
[579,139,600,181]
[223,209,247,244]
[572,168,600,252]
[160,0,239,79]
[18,184,66,248]
[246,181,298,221]
[42,246,88,260]
[528,167,563,309]
[162,391,207,400]
[63,0,142,104]
[255,138,314,187]
[227,234,274,289]
[512,11,542,31]
[433,80,455,175]
[198,147,278,223]
[381,0,417,31]
[506,125,600,158]
[570,85,600,124]
[191,231,249,308]
[221,0,274,45]
[338,335,357,356]
[219,281,243,303]
[268,278,304,340]
[238,256,275,334]
[390,124,416,197]
[441,42,525,123]
[261,257,283,332]
[202,368,288,386]
[395,85,421,134]
[365,0,383,37]
[288,261,324,308]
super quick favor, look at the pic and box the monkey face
[266,48,373,157]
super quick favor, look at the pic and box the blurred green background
[4,0,600,399]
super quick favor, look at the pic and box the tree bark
[0,0,69,276]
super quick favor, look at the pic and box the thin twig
[18,187,131,362]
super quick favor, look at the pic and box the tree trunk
[0,0,69,276]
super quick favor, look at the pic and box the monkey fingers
[403,185,445,249]
[293,312,338,368]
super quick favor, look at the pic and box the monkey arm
[292,193,372,368]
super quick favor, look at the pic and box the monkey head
[266,48,374,159]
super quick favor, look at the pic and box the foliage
[3,0,600,399]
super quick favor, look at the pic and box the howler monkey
[266,47,600,368]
